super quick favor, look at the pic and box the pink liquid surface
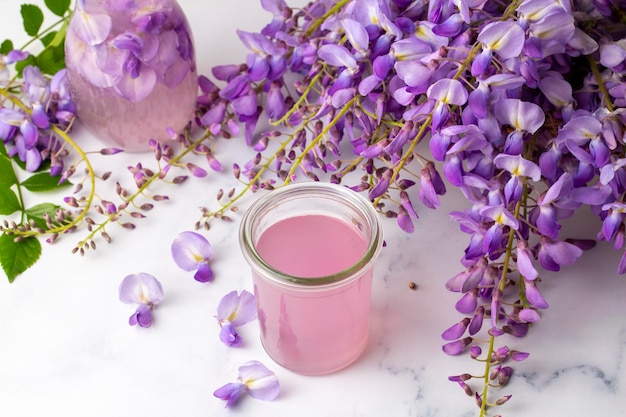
[254,214,373,375]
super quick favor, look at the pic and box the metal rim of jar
[239,182,384,289]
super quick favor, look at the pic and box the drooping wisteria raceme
[189,0,626,415]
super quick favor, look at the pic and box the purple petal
[5,49,29,64]
[394,60,434,88]
[455,291,477,314]
[516,241,539,280]
[540,237,583,266]
[518,308,540,323]
[194,262,214,283]
[358,74,381,96]
[171,231,214,271]
[114,67,157,102]
[219,322,243,347]
[261,0,287,15]
[445,270,468,292]
[524,280,549,309]
[511,351,530,361]
[232,93,258,117]
[369,170,391,199]
[479,205,519,229]
[318,44,357,70]
[331,87,356,108]
[600,42,626,68]
[73,9,112,45]
[212,64,241,81]
[341,18,369,53]
[442,337,472,355]
[217,290,257,326]
[372,54,394,80]
[237,30,284,57]
[130,304,153,328]
[468,308,484,335]
[478,21,525,58]
[570,184,613,205]
[0,108,26,125]
[494,99,545,134]
[441,318,470,340]
[201,101,226,127]
[397,207,415,232]
[427,78,468,106]
[214,382,245,408]
[246,54,270,81]
[493,154,542,181]
[418,167,440,209]
[239,361,280,401]
[25,148,42,172]
[470,48,492,77]
[119,272,164,305]
[539,76,573,108]
[266,83,286,120]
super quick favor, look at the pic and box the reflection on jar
[64,0,198,152]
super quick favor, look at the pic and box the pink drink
[240,183,383,375]
[253,214,373,375]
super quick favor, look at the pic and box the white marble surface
[1,1,626,416]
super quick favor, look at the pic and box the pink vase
[64,0,198,152]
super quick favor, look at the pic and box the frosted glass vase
[64,0,198,152]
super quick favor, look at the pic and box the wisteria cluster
[0,64,75,173]
[190,0,626,415]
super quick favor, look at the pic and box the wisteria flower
[213,361,280,407]
[119,273,164,328]
[171,231,214,282]
[216,290,257,347]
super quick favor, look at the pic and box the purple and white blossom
[171,231,215,282]
[216,290,257,347]
[119,272,164,328]
[213,361,280,407]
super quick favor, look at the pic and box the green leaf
[0,186,21,215]
[40,31,57,47]
[44,0,71,17]
[0,233,41,283]
[26,202,60,229]
[21,4,44,37]
[0,39,14,55]
[20,172,69,192]
[34,44,66,75]
[0,154,18,188]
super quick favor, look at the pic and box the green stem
[74,131,212,249]
[271,70,324,126]
[479,187,525,417]
[285,96,356,181]
[19,15,69,51]
[304,0,350,37]
[587,55,615,112]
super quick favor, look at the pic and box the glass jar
[64,0,198,152]
[239,182,384,375]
